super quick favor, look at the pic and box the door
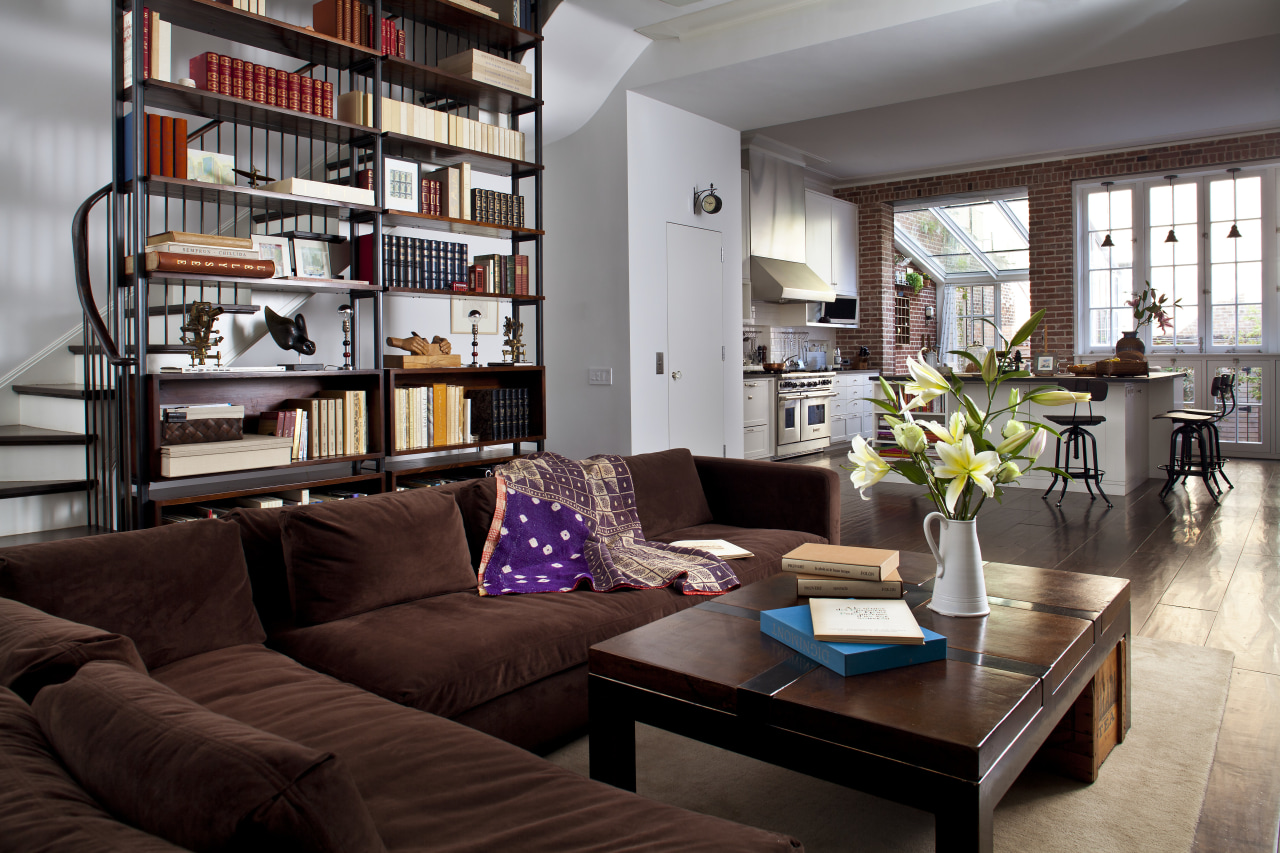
[667,223,725,456]
[802,393,834,441]
[778,396,802,445]
[1207,358,1269,456]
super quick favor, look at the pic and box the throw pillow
[33,661,386,853]
[281,488,475,625]
[0,596,146,702]
[625,449,713,537]
[223,506,296,633]
[0,520,265,669]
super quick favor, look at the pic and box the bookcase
[104,0,544,528]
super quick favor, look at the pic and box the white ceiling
[542,0,1280,182]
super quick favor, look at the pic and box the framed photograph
[291,238,332,279]
[186,149,236,185]
[384,157,419,213]
[251,234,292,278]
[450,297,500,335]
[1035,355,1055,375]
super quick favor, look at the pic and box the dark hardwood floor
[793,448,1280,853]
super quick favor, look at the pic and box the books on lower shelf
[760,605,946,677]
[336,93,526,162]
[781,543,900,581]
[123,7,172,90]
[807,597,925,645]
[278,391,369,461]
[393,385,474,450]
[668,539,754,560]
[793,567,904,599]
[159,433,293,477]
[470,254,529,295]
[466,387,529,442]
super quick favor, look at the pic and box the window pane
[1004,198,1030,231]
[942,203,1028,255]
[1208,173,1263,350]
[987,250,1029,270]
[897,208,986,273]
[1238,262,1262,303]
[999,281,1030,346]
[1237,176,1262,219]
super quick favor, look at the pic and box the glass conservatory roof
[894,196,1030,282]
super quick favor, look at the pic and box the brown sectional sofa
[0,450,839,851]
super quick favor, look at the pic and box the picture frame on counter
[291,238,332,279]
[1035,355,1055,375]
[251,234,292,278]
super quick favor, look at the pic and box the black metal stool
[1042,378,1112,508]
[1153,374,1235,501]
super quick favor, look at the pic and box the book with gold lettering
[807,597,925,645]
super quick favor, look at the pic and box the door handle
[671,371,682,380]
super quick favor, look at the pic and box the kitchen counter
[876,370,1185,382]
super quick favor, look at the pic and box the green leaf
[960,393,983,425]
[894,460,930,485]
[950,350,982,370]
[1033,466,1074,480]
[867,396,900,413]
[1007,309,1045,349]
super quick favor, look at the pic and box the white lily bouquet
[846,310,1090,520]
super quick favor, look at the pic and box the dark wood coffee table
[588,553,1131,853]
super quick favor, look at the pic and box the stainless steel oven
[775,371,835,458]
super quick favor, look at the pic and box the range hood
[746,146,834,303]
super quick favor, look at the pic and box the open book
[668,539,754,560]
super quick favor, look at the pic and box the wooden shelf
[376,56,540,114]
[385,365,543,458]
[139,176,379,220]
[137,80,372,145]
[140,0,381,70]
[378,208,542,238]
[147,467,385,516]
[383,446,528,477]
[380,0,541,51]
[380,132,538,178]
[384,287,542,302]
[134,272,377,294]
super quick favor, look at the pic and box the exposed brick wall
[834,131,1280,368]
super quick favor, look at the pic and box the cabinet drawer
[743,380,773,426]
[744,424,772,459]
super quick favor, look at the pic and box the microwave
[818,296,858,326]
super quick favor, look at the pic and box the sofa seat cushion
[34,660,385,853]
[270,586,697,720]
[0,520,265,669]
[0,596,147,702]
[152,645,799,853]
[651,524,827,587]
[0,686,188,852]
[282,488,476,626]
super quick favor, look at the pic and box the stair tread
[69,343,194,355]
[0,525,112,548]
[0,425,91,445]
[11,383,112,400]
[0,479,93,499]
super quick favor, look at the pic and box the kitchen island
[876,371,1184,496]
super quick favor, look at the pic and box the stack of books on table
[761,598,946,677]
[781,543,904,599]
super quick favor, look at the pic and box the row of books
[337,94,526,162]
[392,385,472,450]
[190,52,334,119]
[256,390,369,461]
[471,188,525,228]
[312,0,406,55]
[468,388,530,441]
[134,113,188,180]
[122,8,171,90]
[356,234,470,290]
[437,49,532,97]
[216,0,268,15]
[470,254,530,296]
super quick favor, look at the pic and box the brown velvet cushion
[282,488,476,626]
[651,523,826,586]
[223,506,296,633]
[33,661,385,853]
[625,449,713,538]
[433,476,499,571]
[0,521,265,669]
[0,596,146,702]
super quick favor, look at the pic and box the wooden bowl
[763,362,784,372]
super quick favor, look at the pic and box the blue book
[760,605,947,676]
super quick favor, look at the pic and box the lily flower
[934,435,1000,513]
[847,436,892,499]
[1024,427,1048,463]
[903,354,950,409]
[892,422,928,454]
[1029,390,1091,406]
[926,411,969,445]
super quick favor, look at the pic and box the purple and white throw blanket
[477,452,739,596]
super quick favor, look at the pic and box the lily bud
[1001,419,1027,440]
[1025,428,1048,462]
[981,348,998,383]
[893,422,928,454]
[1008,387,1021,409]
[1029,390,1091,406]
[995,460,1022,484]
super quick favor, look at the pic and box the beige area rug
[547,638,1233,853]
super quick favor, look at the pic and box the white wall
[625,92,743,456]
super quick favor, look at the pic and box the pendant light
[1163,175,1178,243]
[1099,181,1115,247]
[1226,168,1243,238]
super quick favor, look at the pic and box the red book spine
[145,113,162,177]
[255,63,267,104]
[288,73,301,112]
[358,169,375,190]
[266,67,277,107]
[189,52,219,93]
[142,7,150,81]
[173,117,187,180]
[340,0,350,42]
[160,115,174,177]
[312,78,323,116]
[398,28,405,58]
[300,76,314,115]
[231,58,245,100]
[322,80,333,118]
[219,55,232,97]
[243,61,256,102]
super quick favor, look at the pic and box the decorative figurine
[468,309,482,367]
[180,301,224,366]
[233,165,275,188]
[338,304,353,370]
[500,316,526,364]
[387,332,452,355]
[264,306,321,369]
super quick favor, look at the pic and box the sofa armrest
[693,456,841,545]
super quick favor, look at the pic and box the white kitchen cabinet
[805,190,858,298]
[743,376,775,460]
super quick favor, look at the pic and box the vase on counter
[922,512,989,617]
[1115,330,1145,356]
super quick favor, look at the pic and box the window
[1076,166,1277,354]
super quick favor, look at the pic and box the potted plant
[905,271,924,294]
[1120,282,1180,354]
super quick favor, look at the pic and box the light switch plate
[588,368,612,385]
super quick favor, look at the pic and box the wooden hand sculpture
[386,333,432,355]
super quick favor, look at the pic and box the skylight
[893,196,1031,283]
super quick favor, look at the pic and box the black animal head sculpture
[264,306,317,356]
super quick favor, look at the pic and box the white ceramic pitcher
[922,512,990,617]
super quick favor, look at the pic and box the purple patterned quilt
[477,452,739,596]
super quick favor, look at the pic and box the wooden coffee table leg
[588,675,637,791]
[934,790,993,853]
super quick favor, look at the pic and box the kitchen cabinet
[805,190,858,298]
[832,372,875,444]
[743,376,775,460]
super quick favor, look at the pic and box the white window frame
[1074,163,1279,355]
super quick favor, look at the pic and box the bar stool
[1153,375,1235,501]
[1041,378,1112,508]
